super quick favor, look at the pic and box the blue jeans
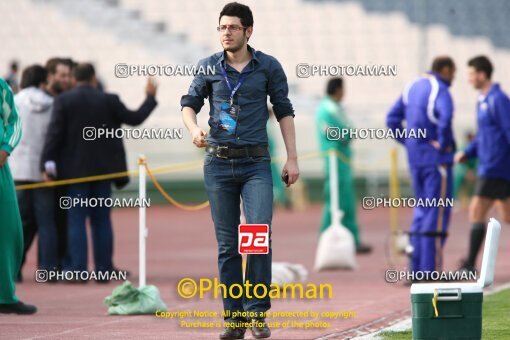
[204,153,273,318]
[16,184,58,271]
[65,180,113,272]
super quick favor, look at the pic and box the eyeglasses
[217,25,246,32]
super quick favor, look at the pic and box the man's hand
[430,140,441,150]
[145,77,157,97]
[282,158,299,187]
[455,151,468,164]
[0,150,8,168]
[41,172,53,182]
[191,126,208,148]
[430,140,453,153]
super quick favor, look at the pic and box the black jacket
[41,84,157,187]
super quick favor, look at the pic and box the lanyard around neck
[218,62,248,104]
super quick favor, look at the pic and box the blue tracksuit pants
[409,164,453,272]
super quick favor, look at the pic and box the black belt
[206,145,269,159]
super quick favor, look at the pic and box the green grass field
[379,288,510,339]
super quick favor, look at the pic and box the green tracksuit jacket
[0,78,23,303]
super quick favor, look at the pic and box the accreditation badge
[219,102,240,135]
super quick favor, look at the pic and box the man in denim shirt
[181,3,299,339]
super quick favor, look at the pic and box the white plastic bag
[272,262,308,286]
[314,224,356,271]
[314,150,357,271]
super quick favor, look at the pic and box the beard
[50,81,65,95]
[223,42,244,53]
[222,34,247,53]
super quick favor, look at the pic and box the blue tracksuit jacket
[464,83,510,182]
[387,72,456,167]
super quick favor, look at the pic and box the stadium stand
[2,0,509,180]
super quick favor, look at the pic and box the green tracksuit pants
[319,155,361,245]
[0,162,22,304]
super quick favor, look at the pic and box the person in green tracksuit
[268,109,291,208]
[315,78,371,254]
[453,132,477,200]
[0,78,37,314]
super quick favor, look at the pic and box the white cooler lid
[411,282,482,294]
[477,218,501,288]
[411,218,501,294]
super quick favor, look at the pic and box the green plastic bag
[104,281,168,315]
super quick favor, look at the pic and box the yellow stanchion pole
[138,155,147,287]
[389,147,401,264]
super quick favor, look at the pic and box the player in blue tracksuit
[387,56,456,274]
[457,56,510,272]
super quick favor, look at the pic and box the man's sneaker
[113,266,131,278]
[251,318,271,339]
[0,301,37,315]
[356,243,373,254]
[458,263,478,276]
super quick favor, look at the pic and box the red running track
[2,204,508,339]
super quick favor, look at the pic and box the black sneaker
[95,268,129,284]
[458,264,477,276]
[251,318,271,339]
[113,267,131,278]
[356,243,373,254]
[0,301,37,315]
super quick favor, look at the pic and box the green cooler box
[410,218,501,340]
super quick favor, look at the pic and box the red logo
[238,224,269,254]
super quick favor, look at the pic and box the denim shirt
[181,45,294,147]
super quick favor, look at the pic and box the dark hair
[10,61,18,72]
[20,65,47,89]
[219,2,253,27]
[45,57,70,75]
[60,58,76,69]
[468,55,493,79]
[431,56,455,74]
[326,77,343,95]
[73,63,95,82]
